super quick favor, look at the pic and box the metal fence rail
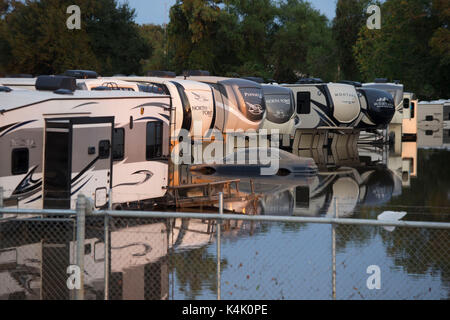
[1,193,449,300]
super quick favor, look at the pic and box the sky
[121,0,337,25]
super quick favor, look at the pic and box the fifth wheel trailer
[0,76,171,210]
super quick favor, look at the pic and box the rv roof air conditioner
[64,70,98,79]
[0,86,12,92]
[35,75,77,92]
[296,78,323,84]
[146,70,176,78]
[183,70,210,77]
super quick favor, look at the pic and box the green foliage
[269,0,337,82]
[168,0,241,75]
[0,0,150,76]
[1,0,448,94]
[354,0,450,99]
[139,24,168,72]
[332,0,371,81]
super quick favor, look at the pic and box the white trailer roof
[0,88,168,112]
[112,76,214,91]
[0,78,36,87]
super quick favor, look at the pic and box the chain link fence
[0,194,449,300]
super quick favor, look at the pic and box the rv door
[43,117,113,209]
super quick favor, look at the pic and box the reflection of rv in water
[260,85,296,147]
[291,164,397,218]
[282,79,363,129]
[179,75,267,132]
[0,220,170,300]
[0,76,171,210]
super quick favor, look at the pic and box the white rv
[0,76,172,210]
[260,84,296,147]
[0,78,36,90]
[113,76,215,140]
[77,79,139,92]
[362,81,404,125]
[282,80,363,130]
[178,75,267,132]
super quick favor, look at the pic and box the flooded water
[1,141,449,300]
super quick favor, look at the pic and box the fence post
[0,186,3,218]
[217,192,223,301]
[104,189,111,300]
[76,194,86,300]
[332,197,337,300]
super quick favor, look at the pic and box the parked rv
[77,78,139,91]
[0,77,36,90]
[179,75,267,132]
[282,79,363,130]
[0,76,172,210]
[260,85,296,147]
[114,75,215,140]
[362,80,403,126]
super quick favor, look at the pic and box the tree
[226,0,276,77]
[168,0,241,75]
[139,24,168,72]
[354,0,450,99]
[270,0,337,82]
[84,0,151,75]
[332,0,371,81]
[0,0,150,76]
[1,0,98,75]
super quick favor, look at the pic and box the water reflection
[1,138,450,300]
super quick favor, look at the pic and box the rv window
[11,148,29,175]
[403,99,410,109]
[98,140,111,159]
[113,128,125,161]
[297,92,311,115]
[296,187,310,208]
[146,121,163,160]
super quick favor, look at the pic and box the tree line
[0,0,448,99]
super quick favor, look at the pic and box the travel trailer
[0,77,36,90]
[362,80,404,125]
[355,87,396,130]
[402,92,419,140]
[0,76,171,210]
[282,80,363,130]
[178,75,267,132]
[337,80,396,130]
[77,78,139,92]
[113,76,215,140]
[260,85,296,147]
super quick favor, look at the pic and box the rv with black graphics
[0,75,171,210]
[282,79,364,130]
